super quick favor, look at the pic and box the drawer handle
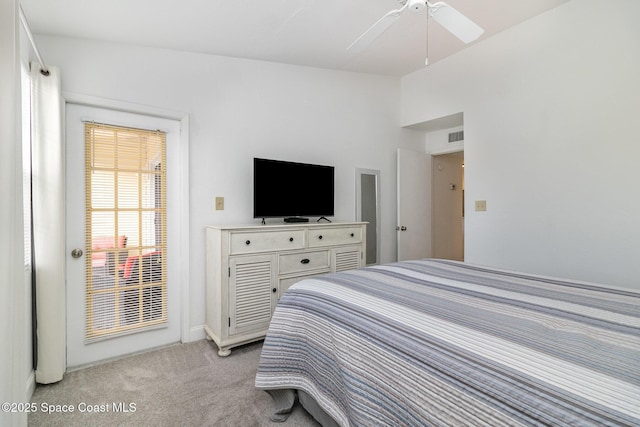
[318,235,323,240]
[289,237,294,242]
[245,240,251,245]
[300,258,310,264]
[272,288,277,293]
[350,233,354,237]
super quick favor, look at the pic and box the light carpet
[28,339,319,426]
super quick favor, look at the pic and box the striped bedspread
[255,259,640,426]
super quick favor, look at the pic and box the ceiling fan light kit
[348,0,485,59]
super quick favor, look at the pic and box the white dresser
[204,222,367,356]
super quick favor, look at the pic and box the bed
[255,258,640,426]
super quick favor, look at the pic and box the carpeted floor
[28,339,319,426]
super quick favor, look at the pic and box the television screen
[253,158,334,220]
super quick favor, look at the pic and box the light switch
[475,200,487,212]
[215,197,224,211]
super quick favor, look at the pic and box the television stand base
[317,217,332,223]
[284,217,309,223]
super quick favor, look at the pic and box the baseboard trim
[26,370,36,398]
[187,325,206,342]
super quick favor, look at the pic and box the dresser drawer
[279,276,305,297]
[230,230,305,254]
[308,227,363,247]
[278,273,324,299]
[279,250,330,275]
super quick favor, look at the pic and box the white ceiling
[20,0,571,76]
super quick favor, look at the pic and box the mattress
[255,259,640,426]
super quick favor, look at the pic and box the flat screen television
[253,157,334,222]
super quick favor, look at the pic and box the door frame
[63,92,192,347]
[355,168,380,265]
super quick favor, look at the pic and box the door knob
[71,248,83,258]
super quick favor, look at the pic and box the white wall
[34,35,424,336]
[402,0,640,288]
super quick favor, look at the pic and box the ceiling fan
[348,0,484,61]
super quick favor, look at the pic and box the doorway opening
[431,151,464,261]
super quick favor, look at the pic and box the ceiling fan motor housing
[408,0,426,12]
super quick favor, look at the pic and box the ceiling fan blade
[428,2,484,43]
[348,4,408,53]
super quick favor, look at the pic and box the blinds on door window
[84,123,167,342]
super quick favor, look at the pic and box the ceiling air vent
[448,130,464,143]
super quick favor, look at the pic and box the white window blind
[84,123,167,341]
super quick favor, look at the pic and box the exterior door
[397,148,430,261]
[65,104,181,368]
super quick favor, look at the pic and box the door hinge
[228,317,231,327]
[228,267,230,277]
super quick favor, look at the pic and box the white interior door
[65,104,181,368]
[397,148,430,261]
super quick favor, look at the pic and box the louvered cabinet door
[228,254,277,336]
[332,245,364,272]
